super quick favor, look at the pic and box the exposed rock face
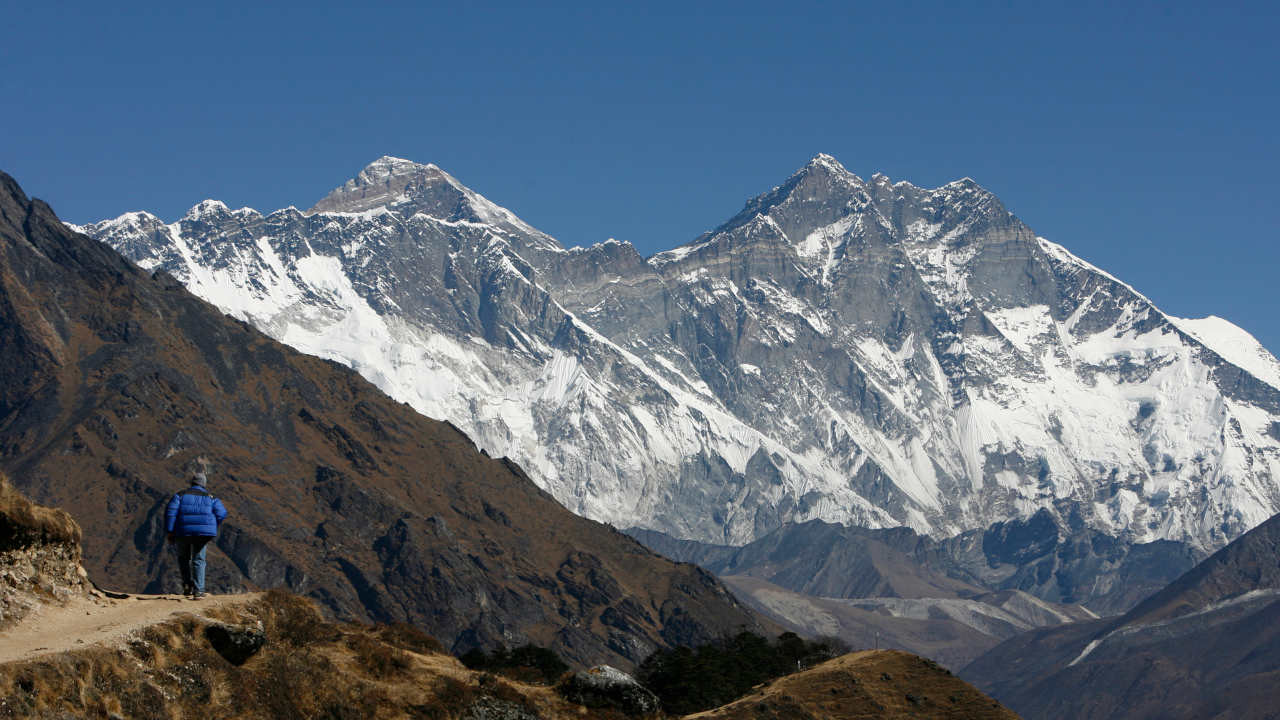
[963,510,1280,720]
[84,154,1280,553]
[935,511,1202,615]
[460,696,541,720]
[0,474,89,629]
[203,621,267,665]
[0,171,768,668]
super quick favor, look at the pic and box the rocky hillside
[0,473,89,630]
[84,154,1280,552]
[0,170,768,669]
[962,510,1280,719]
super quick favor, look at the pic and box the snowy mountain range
[79,154,1280,551]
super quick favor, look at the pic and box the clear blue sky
[4,1,1278,352]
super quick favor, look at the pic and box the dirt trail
[0,592,260,664]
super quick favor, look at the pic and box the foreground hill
[963,511,1280,719]
[686,650,1018,720]
[1,478,1017,719]
[0,171,767,668]
[1,591,1023,720]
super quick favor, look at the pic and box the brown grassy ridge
[0,589,601,720]
[686,650,1020,720]
[0,585,1023,719]
[0,473,81,552]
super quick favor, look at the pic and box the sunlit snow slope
[83,155,1280,550]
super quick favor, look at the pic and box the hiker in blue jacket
[165,472,227,599]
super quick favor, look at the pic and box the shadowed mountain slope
[630,521,1107,668]
[0,170,768,668]
[631,514,1201,617]
[963,511,1280,719]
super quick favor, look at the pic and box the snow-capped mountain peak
[305,157,560,255]
[84,154,1280,553]
[184,198,232,219]
[805,152,852,175]
[308,155,461,215]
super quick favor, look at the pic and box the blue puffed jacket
[165,485,228,537]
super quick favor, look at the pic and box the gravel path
[0,592,260,664]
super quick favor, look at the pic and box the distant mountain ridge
[963,510,1280,719]
[629,513,1200,616]
[83,154,1280,551]
[627,515,1199,668]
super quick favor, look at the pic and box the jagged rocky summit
[83,154,1280,551]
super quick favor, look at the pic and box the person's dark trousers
[175,536,213,594]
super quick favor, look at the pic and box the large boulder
[203,621,267,665]
[557,665,659,716]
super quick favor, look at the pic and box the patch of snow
[1169,315,1280,391]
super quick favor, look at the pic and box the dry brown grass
[0,590,1021,719]
[346,631,413,678]
[256,588,343,647]
[375,620,447,655]
[0,473,81,552]
[0,589,592,719]
[684,650,1020,720]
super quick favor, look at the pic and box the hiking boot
[182,583,194,597]
[191,591,206,599]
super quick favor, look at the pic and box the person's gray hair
[192,472,208,487]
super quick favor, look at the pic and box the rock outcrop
[0,473,89,629]
[557,665,660,716]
